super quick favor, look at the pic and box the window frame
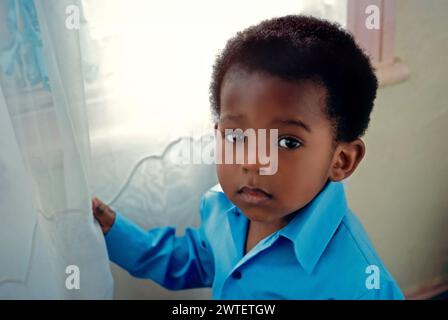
[347,0,410,86]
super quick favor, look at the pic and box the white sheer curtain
[0,0,112,298]
[0,0,345,299]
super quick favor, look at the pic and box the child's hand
[91,197,116,234]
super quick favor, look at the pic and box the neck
[245,217,289,254]
[250,218,289,236]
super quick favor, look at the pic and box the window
[299,0,410,86]
[347,0,410,86]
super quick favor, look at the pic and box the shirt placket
[217,228,280,298]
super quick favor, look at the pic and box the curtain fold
[0,84,37,285]
[0,0,113,298]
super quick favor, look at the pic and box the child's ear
[329,139,365,182]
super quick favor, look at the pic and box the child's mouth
[237,186,273,205]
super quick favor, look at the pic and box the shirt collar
[278,180,348,275]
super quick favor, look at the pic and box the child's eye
[224,131,245,143]
[278,136,301,149]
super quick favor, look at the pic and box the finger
[91,198,97,211]
[97,205,105,215]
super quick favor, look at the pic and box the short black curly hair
[209,15,378,142]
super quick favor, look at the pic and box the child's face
[216,70,337,225]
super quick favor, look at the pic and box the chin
[238,205,281,223]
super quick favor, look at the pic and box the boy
[92,15,404,299]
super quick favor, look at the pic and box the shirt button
[201,240,207,248]
[232,270,242,280]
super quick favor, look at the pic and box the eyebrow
[219,114,311,133]
[270,118,312,133]
[219,114,245,122]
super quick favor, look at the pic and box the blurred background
[0,0,446,299]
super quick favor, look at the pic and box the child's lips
[237,186,272,205]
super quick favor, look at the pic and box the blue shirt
[105,181,404,299]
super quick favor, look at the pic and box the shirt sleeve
[104,196,215,290]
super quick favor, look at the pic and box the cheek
[278,148,331,179]
[216,164,236,188]
[273,149,333,206]
[216,163,225,181]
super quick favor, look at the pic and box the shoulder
[320,209,404,299]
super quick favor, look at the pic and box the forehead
[220,70,328,126]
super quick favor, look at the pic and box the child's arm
[91,197,215,291]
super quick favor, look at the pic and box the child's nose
[240,140,267,174]
[241,161,261,174]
